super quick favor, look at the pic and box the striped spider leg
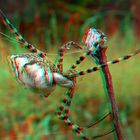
[57,41,82,73]
[68,48,140,78]
[56,76,114,140]
[57,79,113,140]
[0,9,47,59]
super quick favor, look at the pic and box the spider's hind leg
[57,78,85,137]
[56,78,114,139]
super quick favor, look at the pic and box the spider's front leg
[68,48,140,78]
[0,9,47,59]
[56,41,82,73]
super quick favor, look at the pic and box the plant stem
[92,47,124,140]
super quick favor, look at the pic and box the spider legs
[56,78,114,139]
[0,9,47,59]
[0,9,27,45]
[68,48,140,78]
[69,49,93,69]
[57,77,86,138]
[56,41,82,73]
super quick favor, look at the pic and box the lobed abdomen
[8,54,56,92]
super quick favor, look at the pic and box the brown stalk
[92,47,124,140]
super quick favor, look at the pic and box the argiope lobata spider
[1,9,140,139]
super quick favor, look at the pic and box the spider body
[9,54,73,96]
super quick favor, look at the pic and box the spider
[1,9,140,139]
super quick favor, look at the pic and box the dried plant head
[82,28,107,52]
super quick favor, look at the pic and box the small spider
[1,9,140,139]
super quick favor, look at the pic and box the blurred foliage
[0,0,140,140]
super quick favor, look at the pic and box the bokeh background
[0,0,140,140]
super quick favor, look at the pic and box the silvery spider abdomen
[8,54,73,94]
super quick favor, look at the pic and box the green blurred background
[0,0,140,140]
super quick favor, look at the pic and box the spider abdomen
[8,54,56,92]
